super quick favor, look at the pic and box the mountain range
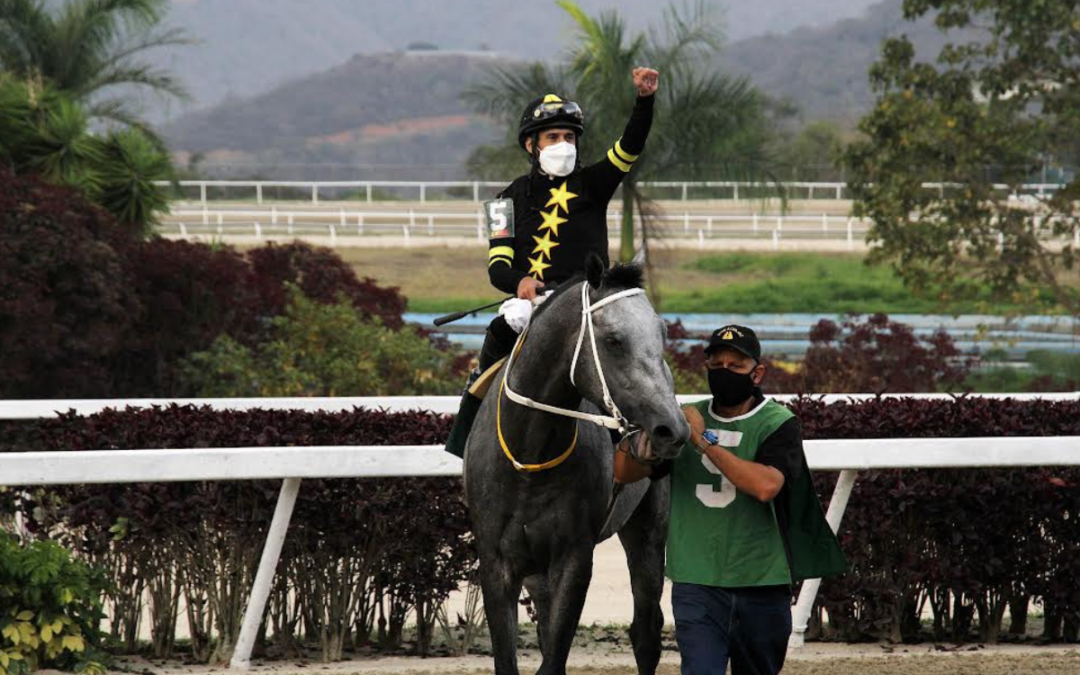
[158,0,958,177]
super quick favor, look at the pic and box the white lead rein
[502,283,646,432]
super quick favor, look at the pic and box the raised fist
[633,67,659,97]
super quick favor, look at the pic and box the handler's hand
[682,405,706,446]
[517,276,545,300]
[633,67,659,96]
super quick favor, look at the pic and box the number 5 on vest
[696,453,737,508]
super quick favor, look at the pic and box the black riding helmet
[517,94,585,150]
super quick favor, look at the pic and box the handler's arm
[700,443,785,503]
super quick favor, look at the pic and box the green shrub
[181,286,463,396]
[0,535,106,675]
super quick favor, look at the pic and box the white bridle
[502,282,646,433]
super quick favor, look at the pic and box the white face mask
[538,141,577,177]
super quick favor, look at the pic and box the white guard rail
[154,179,1068,205]
[2,393,1079,665]
[160,207,876,250]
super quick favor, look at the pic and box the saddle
[467,357,507,399]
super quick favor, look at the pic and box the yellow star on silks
[527,254,551,279]
[532,231,560,260]
[546,181,578,214]
[538,208,568,237]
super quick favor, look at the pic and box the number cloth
[665,396,847,587]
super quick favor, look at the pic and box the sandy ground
[112,643,1080,675]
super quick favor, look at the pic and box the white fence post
[473,181,480,202]
[357,214,364,236]
[256,183,263,205]
[366,183,373,203]
[420,184,426,203]
[790,469,858,648]
[311,184,318,205]
[200,182,207,206]
[230,477,302,670]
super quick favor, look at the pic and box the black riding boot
[444,316,519,458]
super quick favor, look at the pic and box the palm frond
[0,0,54,76]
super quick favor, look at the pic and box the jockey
[444,66,660,458]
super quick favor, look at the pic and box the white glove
[498,298,534,334]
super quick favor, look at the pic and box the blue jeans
[672,582,792,675]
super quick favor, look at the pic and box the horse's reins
[499,283,646,472]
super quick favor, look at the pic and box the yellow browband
[496,329,578,472]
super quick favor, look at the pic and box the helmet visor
[533,100,584,123]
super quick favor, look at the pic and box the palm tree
[465,0,778,262]
[0,0,191,132]
[1,74,174,236]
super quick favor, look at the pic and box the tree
[465,0,777,261]
[0,168,141,398]
[771,120,848,182]
[0,0,190,132]
[845,0,1080,318]
[0,75,174,235]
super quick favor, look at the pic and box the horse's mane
[530,261,645,324]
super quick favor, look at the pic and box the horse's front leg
[535,547,593,675]
[617,479,670,675]
[479,552,523,675]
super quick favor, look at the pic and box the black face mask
[707,367,756,407]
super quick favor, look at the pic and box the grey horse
[464,253,690,675]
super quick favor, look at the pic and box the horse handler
[615,325,848,675]
[444,66,660,458]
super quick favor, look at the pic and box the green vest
[666,398,848,587]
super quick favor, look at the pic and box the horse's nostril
[653,424,674,441]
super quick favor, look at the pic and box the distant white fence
[3,392,1079,665]
[160,206,872,249]
[155,179,1069,205]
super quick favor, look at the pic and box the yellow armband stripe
[489,246,515,260]
[488,256,513,268]
[614,139,639,162]
[607,148,633,173]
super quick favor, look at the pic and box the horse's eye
[605,336,623,351]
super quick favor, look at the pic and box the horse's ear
[630,249,646,268]
[585,252,605,289]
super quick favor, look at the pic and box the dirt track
[115,643,1080,675]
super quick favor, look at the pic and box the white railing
[155,179,1069,205]
[160,206,874,249]
[3,393,1079,666]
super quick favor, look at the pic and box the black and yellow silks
[487,94,654,292]
[444,94,654,460]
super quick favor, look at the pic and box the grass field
[335,247,1057,316]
